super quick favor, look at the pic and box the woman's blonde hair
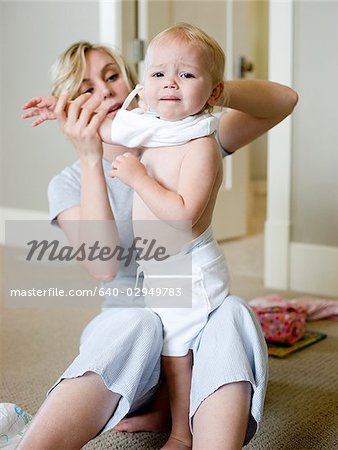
[147,23,226,85]
[50,41,138,99]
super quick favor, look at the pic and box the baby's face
[143,39,215,121]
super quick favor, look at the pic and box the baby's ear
[208,81,225,106]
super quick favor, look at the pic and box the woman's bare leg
[17,372,121,450]
[192,381,251,450]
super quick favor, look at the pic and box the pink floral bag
[253,306,307,345]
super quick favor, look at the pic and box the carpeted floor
[1,237,338,449]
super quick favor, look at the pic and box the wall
[266,0,338,297]
[0,3,3,208]
[291,1,338,247]
[1,1,100,215]
[171,0,227,49]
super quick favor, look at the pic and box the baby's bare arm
[99,116,114,144]
[128,136,222,227]
[21,93,110,134]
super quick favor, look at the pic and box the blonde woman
[20,38,297,450]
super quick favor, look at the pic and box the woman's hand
[111,152,147,188]
[54,92,109,163]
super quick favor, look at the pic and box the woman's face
[78,49,131,119]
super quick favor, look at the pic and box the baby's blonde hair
[147,23,225,86]
[50,41,138,99]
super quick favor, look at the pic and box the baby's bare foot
[114,410,171,433]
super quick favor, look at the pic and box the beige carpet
[1,238,338,449]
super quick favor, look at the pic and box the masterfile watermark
[25,237,170,265]
[4,219,193,308]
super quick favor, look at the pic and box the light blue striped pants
[48,297,268,444]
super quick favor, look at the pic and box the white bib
[111,86,218,148]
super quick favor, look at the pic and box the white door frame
[99,1,123,51]
[264,0,294,289]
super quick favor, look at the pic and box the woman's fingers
[66,93,90,123]
[54,91,70,126]
[63,94,103,131]
[76,97,102,127]
[55,92,93,128]
[54,92,108,142]
[86,109,110,143]
[86,108,109,132]
[74,97,110,136]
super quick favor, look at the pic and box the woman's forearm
[218,79,298,152]
[223,79,298,119]
[77,159,120,281]
[80,159,114,221]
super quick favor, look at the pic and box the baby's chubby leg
[161,352,192,450]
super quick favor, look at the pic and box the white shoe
[0,403,32,449]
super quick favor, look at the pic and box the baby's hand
[110,152,147,188]
[21,95,58,127]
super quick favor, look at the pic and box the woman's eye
[107,73,118,82]
[180,73,195,79]
[83,87,94,94]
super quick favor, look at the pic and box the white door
[114,0,256,241]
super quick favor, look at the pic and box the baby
[107,24,230,450]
